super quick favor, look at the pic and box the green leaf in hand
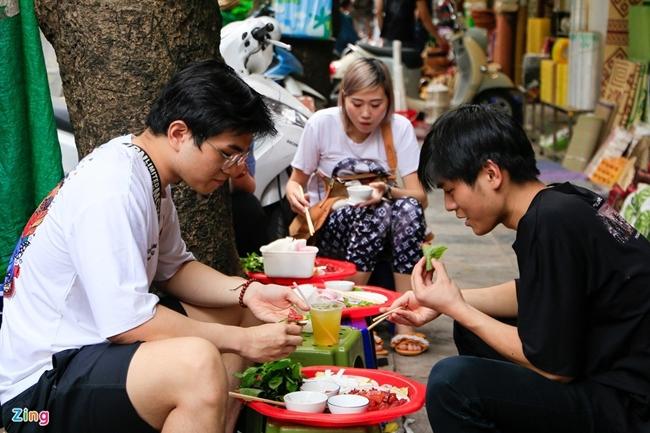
[422,244,448,272]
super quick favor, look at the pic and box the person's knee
[392,197,423,215]
[427,356,481,405]
[391,198,425,234]
[175,337,228,407]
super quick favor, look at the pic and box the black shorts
[1,296,187,433]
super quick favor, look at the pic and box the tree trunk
[34,0,242,274]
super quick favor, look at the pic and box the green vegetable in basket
[422,244,448,272]
[236,358,303,401]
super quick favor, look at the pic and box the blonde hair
[338,58,394,131]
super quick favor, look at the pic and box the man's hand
[244,283,310,323]
[381,291,440,327]
[411,257,465,316]
[240,322,304,362]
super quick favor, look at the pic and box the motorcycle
[220,11,313,238]
[329,0,523,123]
[222,4,325,104]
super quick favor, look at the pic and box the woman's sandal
[374,334,389,356]
[390,332,430,356]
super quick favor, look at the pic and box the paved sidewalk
[375,188,519,433]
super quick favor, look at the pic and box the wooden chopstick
[371,306,403,323]
[367,306,403,332]
[297,185,315,236]
[366,316,388,331]
[229,391,286,407]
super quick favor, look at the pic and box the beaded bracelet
[235,278,257,308]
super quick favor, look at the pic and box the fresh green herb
[236,358,303,401]
[422,244,448,272]
[352,286,363,291]
[343,299,374,307]
[240,252,264,273]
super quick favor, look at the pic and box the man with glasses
[0,60,307,433]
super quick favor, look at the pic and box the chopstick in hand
[367,306,403,332]
[367,316,388,331]
[371,306,403,323]
[297,185,315,236]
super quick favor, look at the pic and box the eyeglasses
[204,140,249,170]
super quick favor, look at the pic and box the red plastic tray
[246,366,426,427]
[247,257,356,285]
[335,285,400,319]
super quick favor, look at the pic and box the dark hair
[145,59,276,145]
[418,105,539,190]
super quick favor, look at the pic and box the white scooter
[220,14,313,237]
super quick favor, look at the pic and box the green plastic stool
[289,326,365,368]
[266,420,382,433]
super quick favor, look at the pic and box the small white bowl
[347,185,373,203]
[324,280,355,292]
[327,394,369,414]
[300,380,340,398]
[283,391,328,413]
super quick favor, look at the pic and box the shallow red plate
[245,366,426,427]
[335,285,400,319]
[247,257,356,285]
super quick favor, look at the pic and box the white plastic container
[260,246,318,278]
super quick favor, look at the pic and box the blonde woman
[286,58,430,356]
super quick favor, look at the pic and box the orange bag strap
[381,122,397,174]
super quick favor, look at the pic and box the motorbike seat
[357,41,423,69]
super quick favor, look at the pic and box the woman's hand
[286,180,310,214]
[243,283,310,323]
[411,257,466,316]
[380,291,441,327]
[355,181,389,207]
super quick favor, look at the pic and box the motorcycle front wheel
[473,89,523,126]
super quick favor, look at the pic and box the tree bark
[34,0,242,274]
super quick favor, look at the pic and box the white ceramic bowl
[283,391,328,413]
[347,185,373,203]
[259,246,318,278]
[327,394,369,414]
[324,280,355,292]
[300,380,340,398]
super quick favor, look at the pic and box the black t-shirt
[514,183,650,431]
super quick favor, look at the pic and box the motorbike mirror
[251,23,274,41]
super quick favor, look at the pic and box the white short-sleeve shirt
[0,135,194,403]
[291,107,420,204]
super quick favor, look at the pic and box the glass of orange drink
[311,298,344,346]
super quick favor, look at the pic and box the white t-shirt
[291,107,420,204]
[0,135,194,403]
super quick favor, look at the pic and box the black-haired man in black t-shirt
[382,104,650,433]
